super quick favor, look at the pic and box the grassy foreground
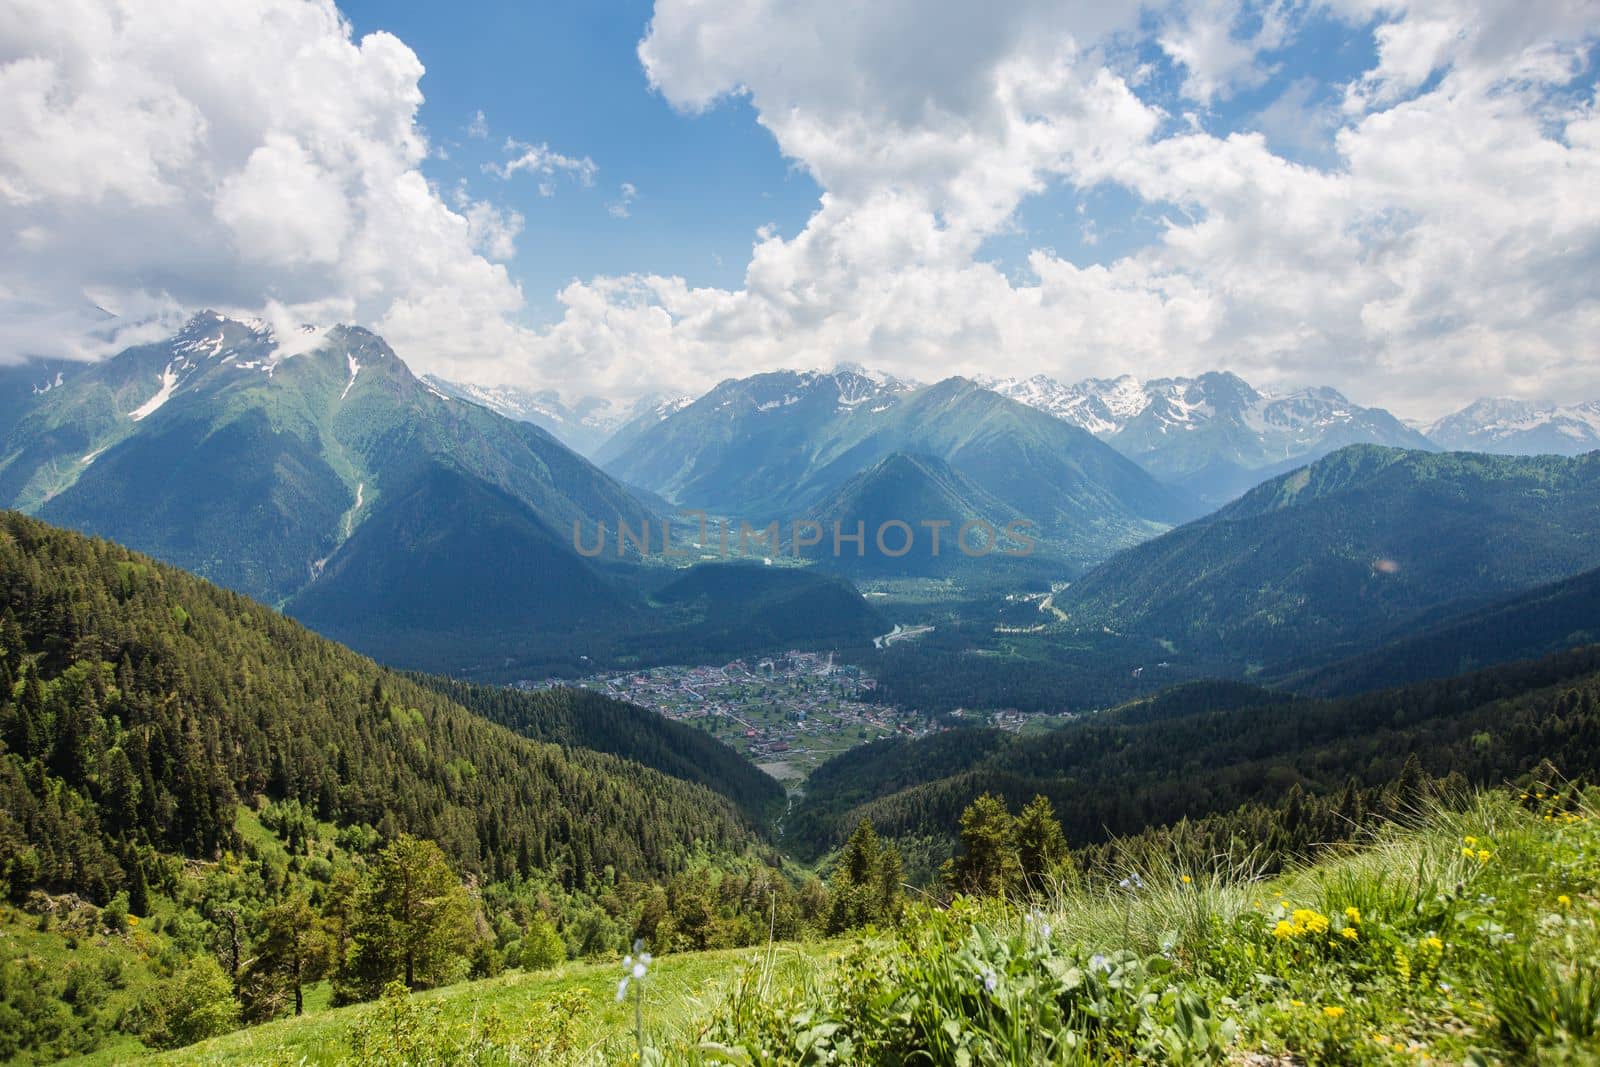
[82,787,1597,1065]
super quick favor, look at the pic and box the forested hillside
[1282,564,1600,696]
[790,646,1600,872]
[0,511,761,907]
[412,675,786,824]
[1056,446,1600,666]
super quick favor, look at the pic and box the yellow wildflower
[1463,836,1477,847]
[1293,908,1331,935]
[1291,999,1305,1007]
[1181,875,1192,884]
[1462,847,1475,858]
[1423,937,1443,953]
[1557,895,1572,908]
[1341,926,1359,941]
[1273,920,1295,941]
[1323,1006,1346,1019]
[1345,906,1361,924]
[1477,849,1491,862]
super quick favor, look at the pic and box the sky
[1,0,1597,419]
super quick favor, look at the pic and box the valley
[5,3,1600,1063]
[519,651,938,781]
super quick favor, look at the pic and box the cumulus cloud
[0,0,534,382]
[2,0,1597,417]
[1157,0,1296,104]
[522,0,1600,415]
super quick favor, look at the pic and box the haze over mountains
[1424,397,1600,456]
[422,375,691,457]
[437,363,1600,507]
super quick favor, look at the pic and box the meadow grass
[54,786,1598,1065]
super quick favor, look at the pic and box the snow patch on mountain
[129,360,185,421]
[1426,398,1600,455]
[340,352,361,401]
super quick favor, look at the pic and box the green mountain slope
[788,644,1600,861]
[602,371,1198,567]
[1283,564,1600,696]
[285,464,638,672]
[0,511,761,906]
[1055,445,1600,666]
[414,675,786,825]
[799,452,1047,576]
[650,562,888,650]
[0,313,662,671]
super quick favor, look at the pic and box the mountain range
[422,375,691,457]
[983,370,1435,503]
[0,314,900,676]
[1424,397,1600,455]
[598,370,1199,569]
[1054,445,1600,668]
[0,313,660,661]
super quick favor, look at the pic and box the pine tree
[336,834,476,1002]
[1014,794,1069,892]
[248,893,330,1017]
[943,794,1022,898]
[825,819,904,932]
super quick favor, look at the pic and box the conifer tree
[943,793,1022,898]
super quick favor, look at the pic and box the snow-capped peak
[1426,397,1600,455]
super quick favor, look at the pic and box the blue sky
[3,0,1596,414]
[340,0,1384,307]
[341,0,822,318]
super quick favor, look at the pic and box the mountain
[788,643,1600,861]
[0,312,658,667]
[0,510,764,907]
[597,367,916,514]
[985,371,1433,503]
[284,464,641,668]
[413,675,787,825]
[422,375,686,457]
[592,393,698,466]
[0,357,83,442]
[649,562,888,650]
[600,371,1197,569]
[801,452,1034,576]
[1283,565,1600,697]
[1425,397,1600,455]
[1054,445,1600,667]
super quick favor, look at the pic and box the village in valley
[517,651,943,783]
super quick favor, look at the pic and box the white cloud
[3,0,1597,420]
[522,0,1600,416]
[0,0,534,382]
[608,182,638,219]
[467,108,489,138]
[485,138,598,193]
[1157,0,1295,104]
